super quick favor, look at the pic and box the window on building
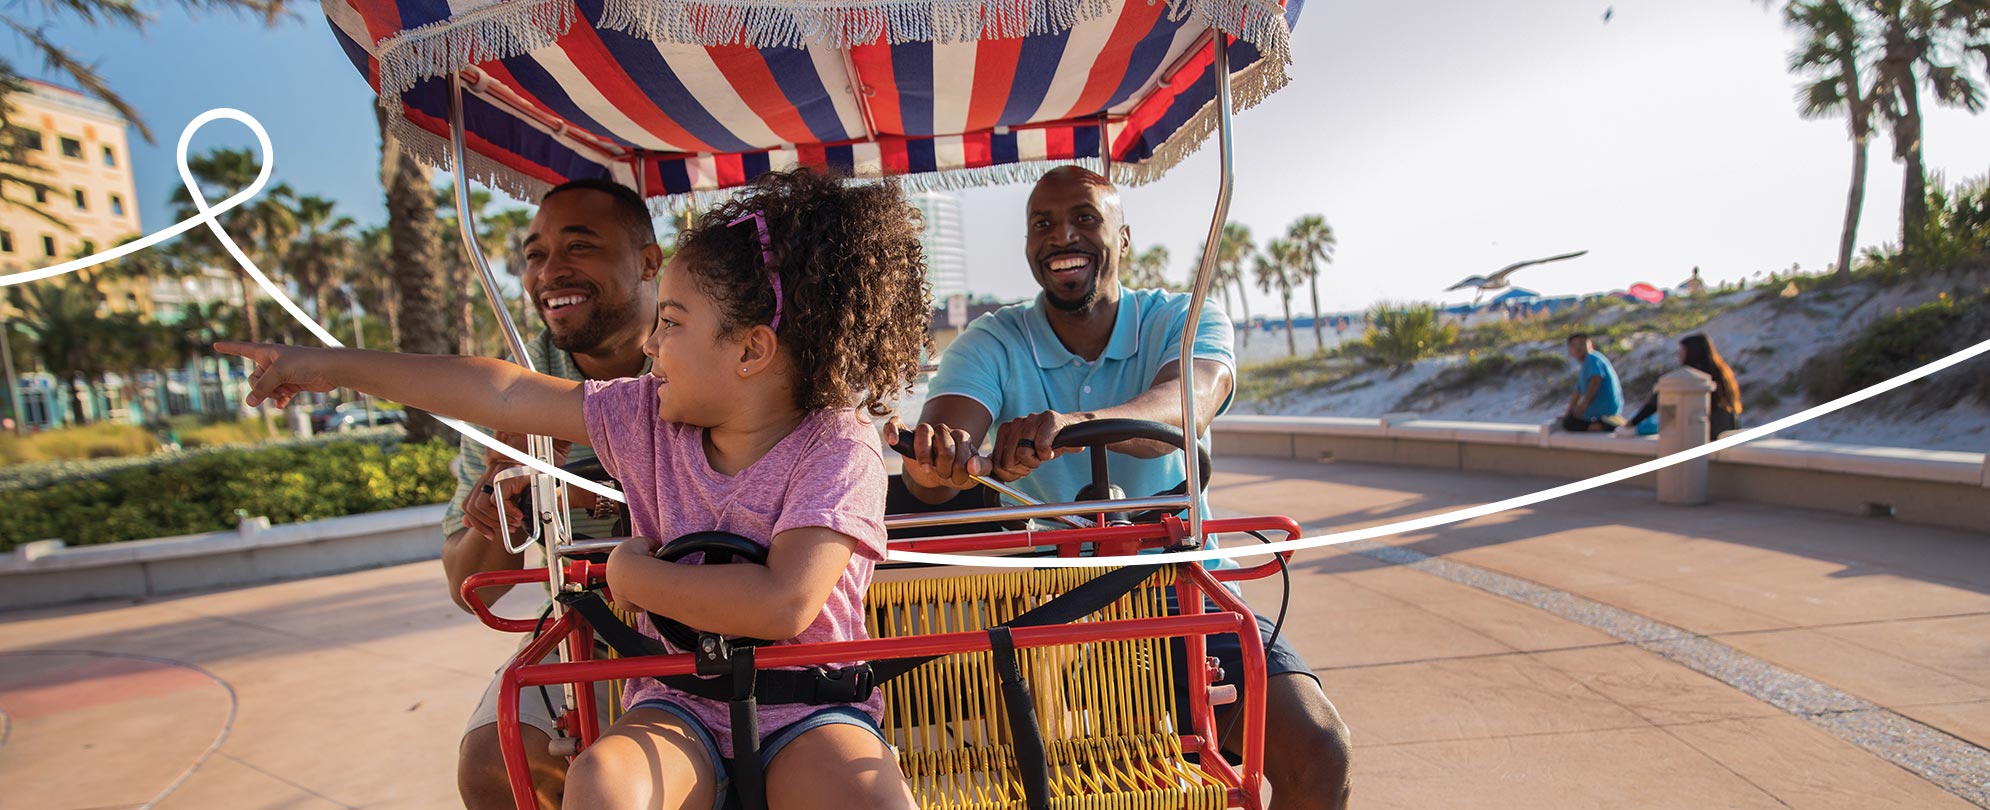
[21,130,41,151]
[72,188,86,210]
[59,137,82,159]
[102,145,116,167]
[81,239,95,255]
[32,186,46,204]
[41,235,56,257]
[1,230,13,253]
[110,194,124,216]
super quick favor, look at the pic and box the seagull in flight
[1446,250,1589,303]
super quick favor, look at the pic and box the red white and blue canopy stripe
[321,0,1301,202]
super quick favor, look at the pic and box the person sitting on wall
[1559,333,1626,432]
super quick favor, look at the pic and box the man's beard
[1038,253,1105,312]
[1044,281,1100,312]
[547,294,639,354]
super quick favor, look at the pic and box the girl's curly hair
[674,169,933,417]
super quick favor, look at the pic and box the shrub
[172,417,278,449]
[1236,350,1363,403]
[1802,293,1977,403]
[1907,175,1990,272]
[1366,304,1458,365]
[1403,349,1565,405]
[0,423,159,465]
[0,438,455,550]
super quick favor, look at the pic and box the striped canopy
[322,0,1301,202]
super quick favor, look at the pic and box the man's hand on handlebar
[462,431,573,540]
[990,409,1082,482]
[886,416,992,492]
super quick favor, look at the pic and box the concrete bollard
[1656,367,1716,505]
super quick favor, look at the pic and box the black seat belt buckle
[814,665,876,703]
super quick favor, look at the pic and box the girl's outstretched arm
[215,342,588,444]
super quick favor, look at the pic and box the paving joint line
[1348,539,1990,808]
[1310,640,1632,672]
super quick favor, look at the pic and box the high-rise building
[907,190,967,308]
[0,80,146,311]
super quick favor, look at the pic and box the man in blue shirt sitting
[891,167,1352,809]
[1560,333,1626,432]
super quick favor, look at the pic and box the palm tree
[1119,245,1171,289]
[1255,238,1302,357]
[486,207,536,324]
[436,186,501,356]
[1286,215,1336,349]
[1200,246,1236,318]
[172,148,299,346]
[347,226,400,347]
[379,104,449,443]
[1786,0,1877,280]
[7,278,102,423]
[1218,223,1256,342]
[0,0,293,225]
[1865,0,1990,257]
[284,194,356,322]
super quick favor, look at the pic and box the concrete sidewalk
[2,458,1986,809]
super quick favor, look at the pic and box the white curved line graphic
[0,110,625,502]
[890,334,1990,567]
[2,110,1982,566]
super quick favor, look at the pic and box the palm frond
[0,20,155,143]
[34,0,149,28]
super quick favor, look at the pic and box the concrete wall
[0,504,446,612]
[1215,415,1987,535]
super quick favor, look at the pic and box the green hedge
[0,428,406,493]
[0,438,456,551]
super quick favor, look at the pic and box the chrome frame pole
[967,474,1092,529]
[449,74,535,370]
[884,495,1189,531]
[448,72,576,717]
[1097,113,1112,181]
[1180,36,1235,549]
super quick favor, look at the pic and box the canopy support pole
[448,72,577,721]
[1097,114,1112,180]
[1179,36,1234,551]
[450,73,535,370]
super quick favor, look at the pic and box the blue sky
[18,0,1990,314]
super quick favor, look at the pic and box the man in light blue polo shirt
[891,167,1352,810]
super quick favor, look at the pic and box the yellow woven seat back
[864,567,1228,810]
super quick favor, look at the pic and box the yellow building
[1,79,145,311]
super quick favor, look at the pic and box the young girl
[220,169,932,810]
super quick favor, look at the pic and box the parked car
[324,408,406,433]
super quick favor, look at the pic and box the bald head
[1025,165,1132,312]
[1031,166,1124,225]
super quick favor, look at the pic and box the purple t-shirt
[582,375,887,757]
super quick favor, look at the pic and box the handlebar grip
[888,428,918,459]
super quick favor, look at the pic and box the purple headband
[727,211,781,332]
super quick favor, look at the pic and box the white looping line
[3,109,1982,563]
[888,336,1990,567]
[0,109,625,503]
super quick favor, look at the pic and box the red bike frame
[461,514,1301,810]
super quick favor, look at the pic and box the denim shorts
[627,700,885,810]
[1165,592,1318,742]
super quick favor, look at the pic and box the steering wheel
[1051,418,1212,524]
[647,531,776,651]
